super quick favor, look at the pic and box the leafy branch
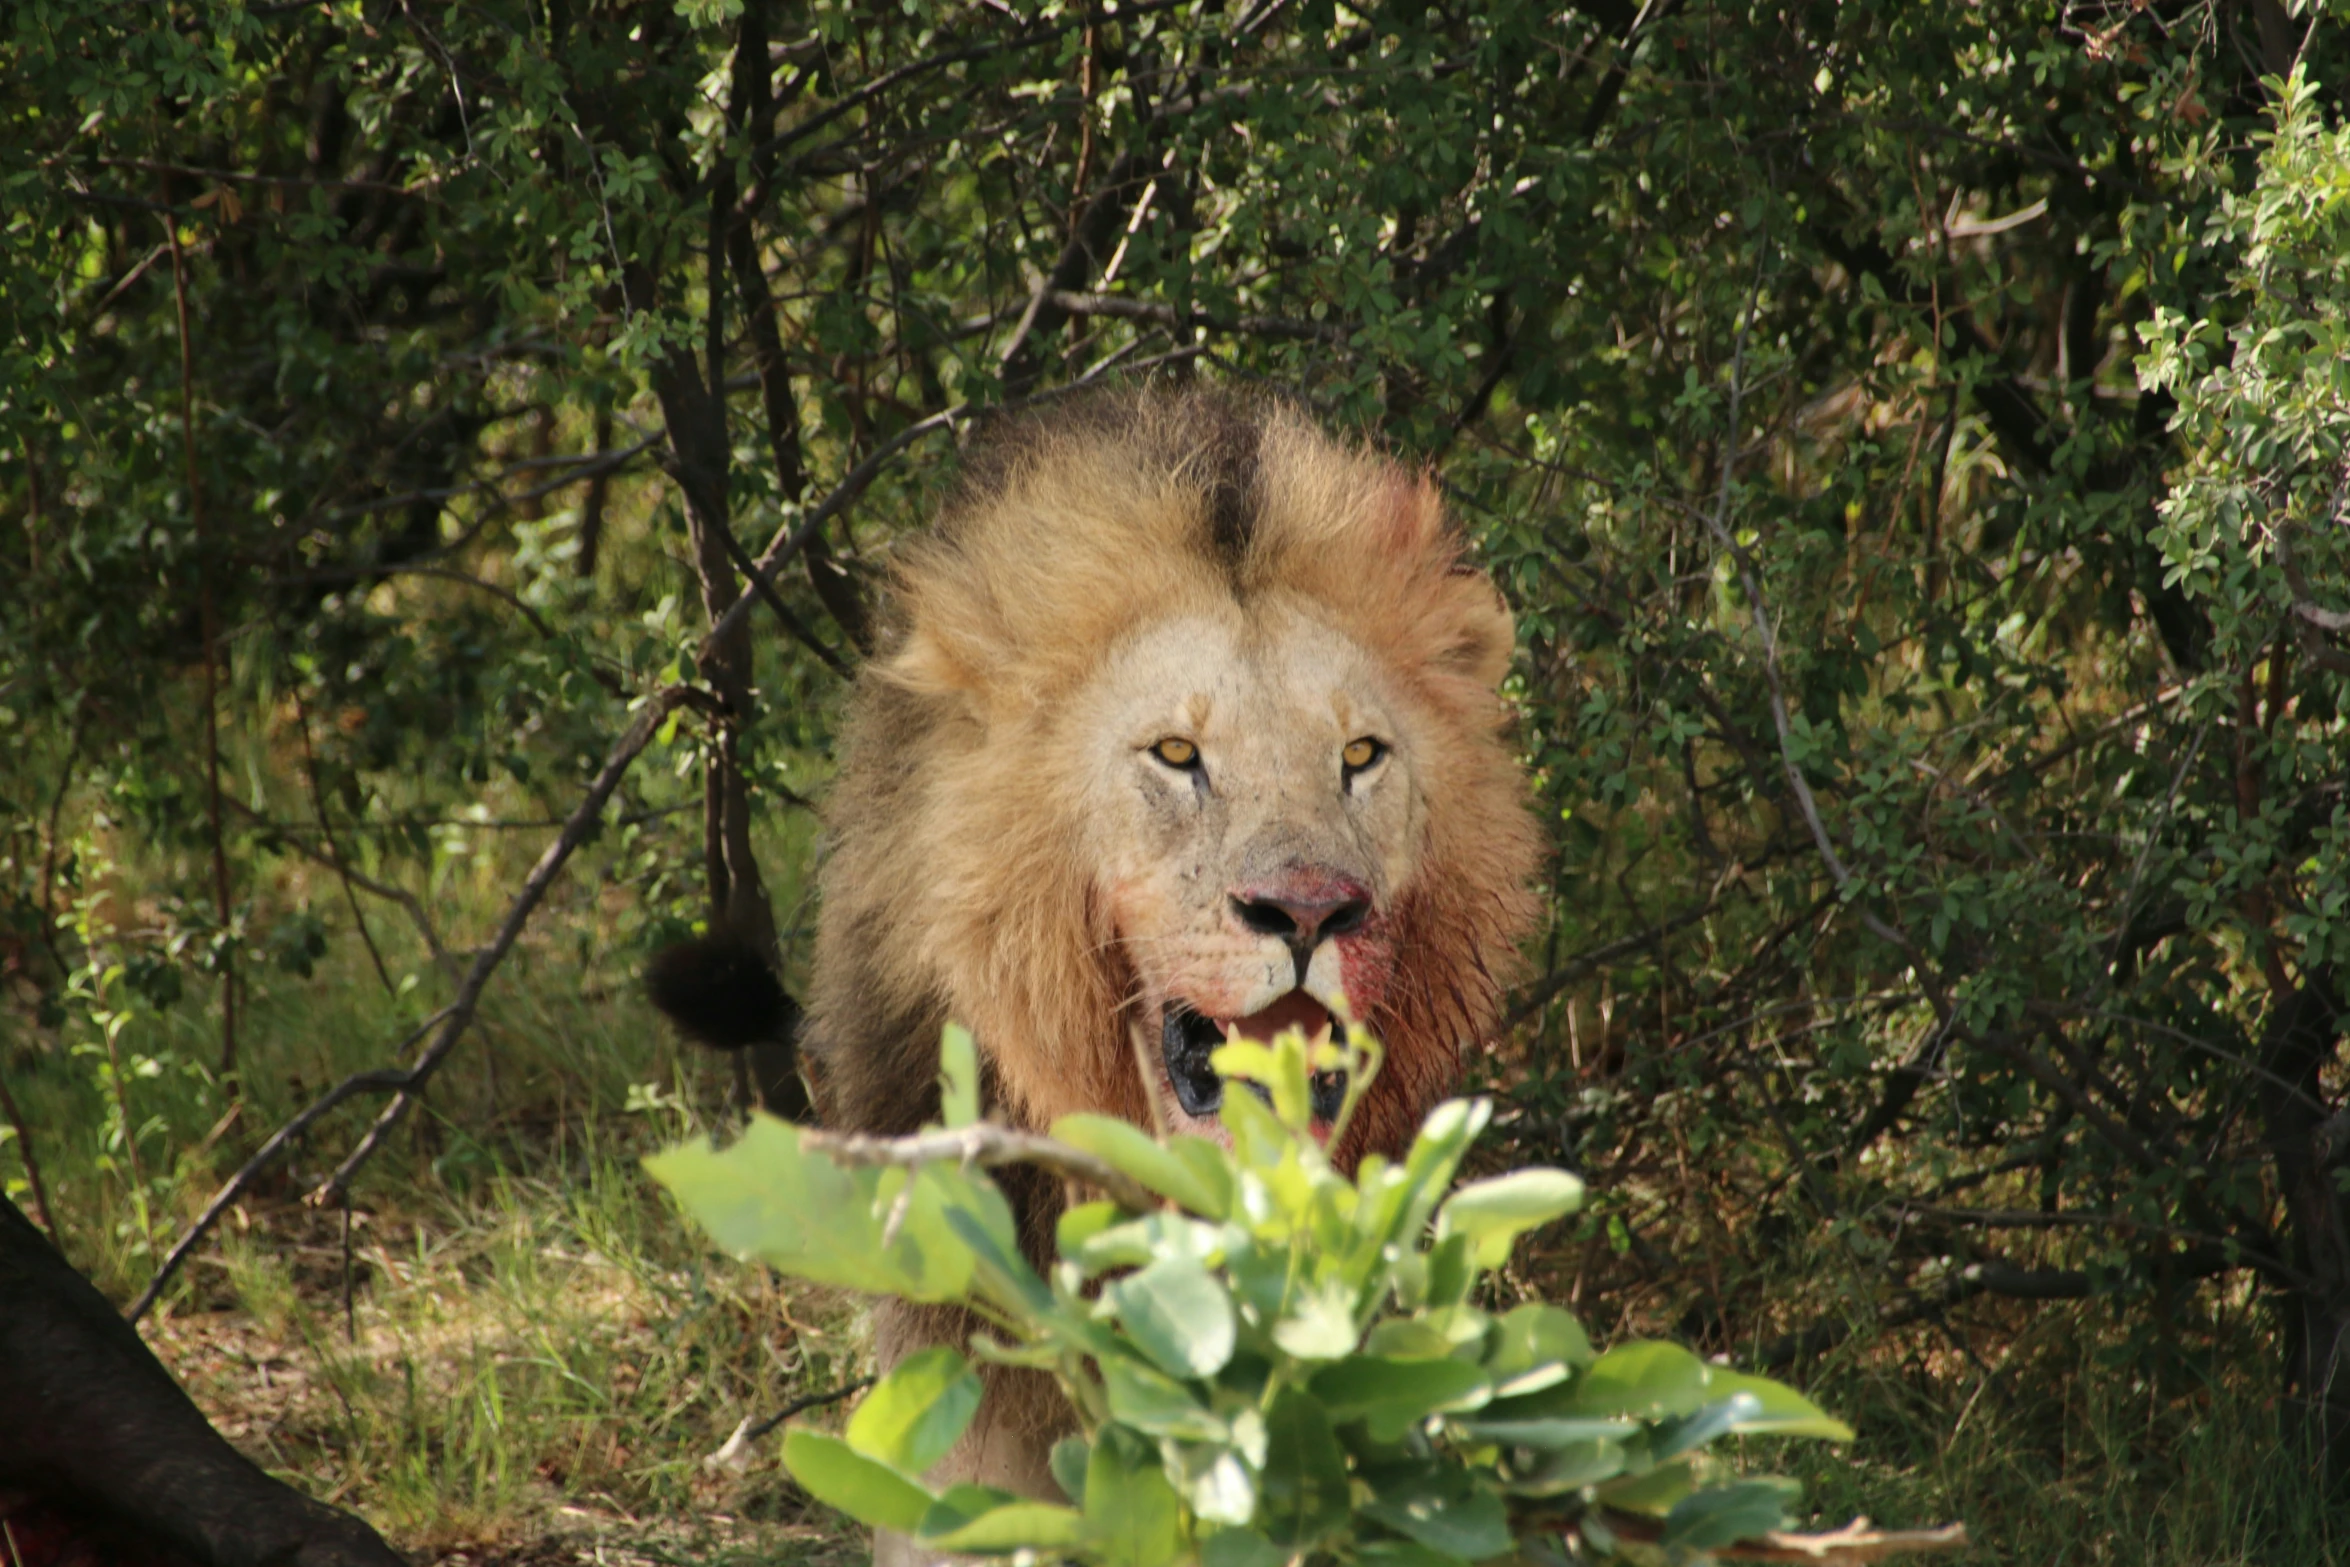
[650,1024,1964,1565]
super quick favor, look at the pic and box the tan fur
[802,388,1542,1539]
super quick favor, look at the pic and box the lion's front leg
[868,1298,1071,1567]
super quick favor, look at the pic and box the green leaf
[1495,1438,1631,1496]
[1049,1435,1091,1505]
[1453,1415,1638,1448]
[1354,1541,1473,1567]
[845,1345,982,1474]
[1272,1275,1362,1360]
[1390,1099,1489,1243]
[1364,1319,1458,1359]
[780,1429,936,1533]
[1213,1034,1315,1128]
[1562,1341,1709,1421]
[917,1484,1017,1539]
[1485,1303,1595,1391]
[1358,1465,1513,1560]
[1168,1135,1237,1220]
[1660,1478,1803,1553]
[1217,1075,1294,1169]
[1200,1528,1285,1567]
[938,1023,980,1128]
[1258,1388,1352,1548]
[1051,1113,1228,1215]
[1424,1232,1474,1308]
[1703,1367,1856,1440]
[1112,1254,1237,1378]
[923,1501,1088,1554]
[1593,1457,1699,1517]
[1312,1356,1492,1442]
[944,1205,1052,1315]
[1057,1199,1123,1259]
[646,1122,976,1302]
[1102,1354,1227,1441]
[1651,1393,1763,1463]
[1175,1443,1257,1526]
[1085,1424,1188,1567]
[1435,1167,1585,1267]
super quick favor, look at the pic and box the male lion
[658,388,1541,1546]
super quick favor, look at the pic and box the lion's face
[1075,598,1429,1137]
[806,391,1541,1168]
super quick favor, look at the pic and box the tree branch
[1695,239,1940,1007]
[801,1124,1159,1215]
[127,1056,428,1322]
[1045,290,1347,344]
[303,684,722,1207]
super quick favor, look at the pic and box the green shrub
[648,1024,1952,1564]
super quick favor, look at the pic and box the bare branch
[305,684,723,1207]
[1504,889,1739,1029]
[221,794,453,980]
[320,435,657,523]
[1694,239,1937,1002]
[127,1020,447,1322]
[801,1124,1160,1215]
[1587,1511,1968,1564]
[699,356,1179,660]
[1045,290,1347,344]
[0,1075,64,1258]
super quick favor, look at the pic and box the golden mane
[804,388,1542,1164]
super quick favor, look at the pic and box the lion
[656,387,1541,1554]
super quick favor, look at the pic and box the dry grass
[3,803,869,1563]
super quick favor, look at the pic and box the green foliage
[649,1025,1856,1563]
[5,0,2350,1542]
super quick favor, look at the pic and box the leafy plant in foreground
[648,1024,1961,1564]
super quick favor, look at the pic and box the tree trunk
[2255,967,2350,1485]
[651,344,809,1122]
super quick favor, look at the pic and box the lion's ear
[882,569,1008,706]
[887,623,979,700]
[1436,568,1517,689]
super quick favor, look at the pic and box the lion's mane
[803,388,1542,1167]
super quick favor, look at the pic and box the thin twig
[0,1074,63,1257]
[126,1025,444,1322]
[702,409,962,660]
[36,714,84,968]
[319,435,656,523]
[1503,888,1740,1029]
[704,1373,878,1472]
[306,685,722,1207]
[709,518,852,677]
[292,688,398,998]
[701,353,1204,659]
[219,794,452,979]
[166,214,238,1081]
[801,1124,1160,1215]
[1044,290,1347,344]
[1694,236,1937,1010]
[1586,1511,1968,1563]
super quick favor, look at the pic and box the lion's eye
[1342,737,1386,774]
[1151,737,1201,769]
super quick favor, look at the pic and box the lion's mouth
[1160,992,1346,1123]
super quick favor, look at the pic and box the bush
[648,1023,1958,1564]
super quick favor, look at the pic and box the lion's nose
[1229,887,1371,960]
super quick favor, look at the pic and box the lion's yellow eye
[1343,737,1384,772]
[1151,737,1200,769]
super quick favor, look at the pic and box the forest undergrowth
[2,809,2336,1566]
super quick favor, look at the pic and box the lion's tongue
[1226,991,1332,1045]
